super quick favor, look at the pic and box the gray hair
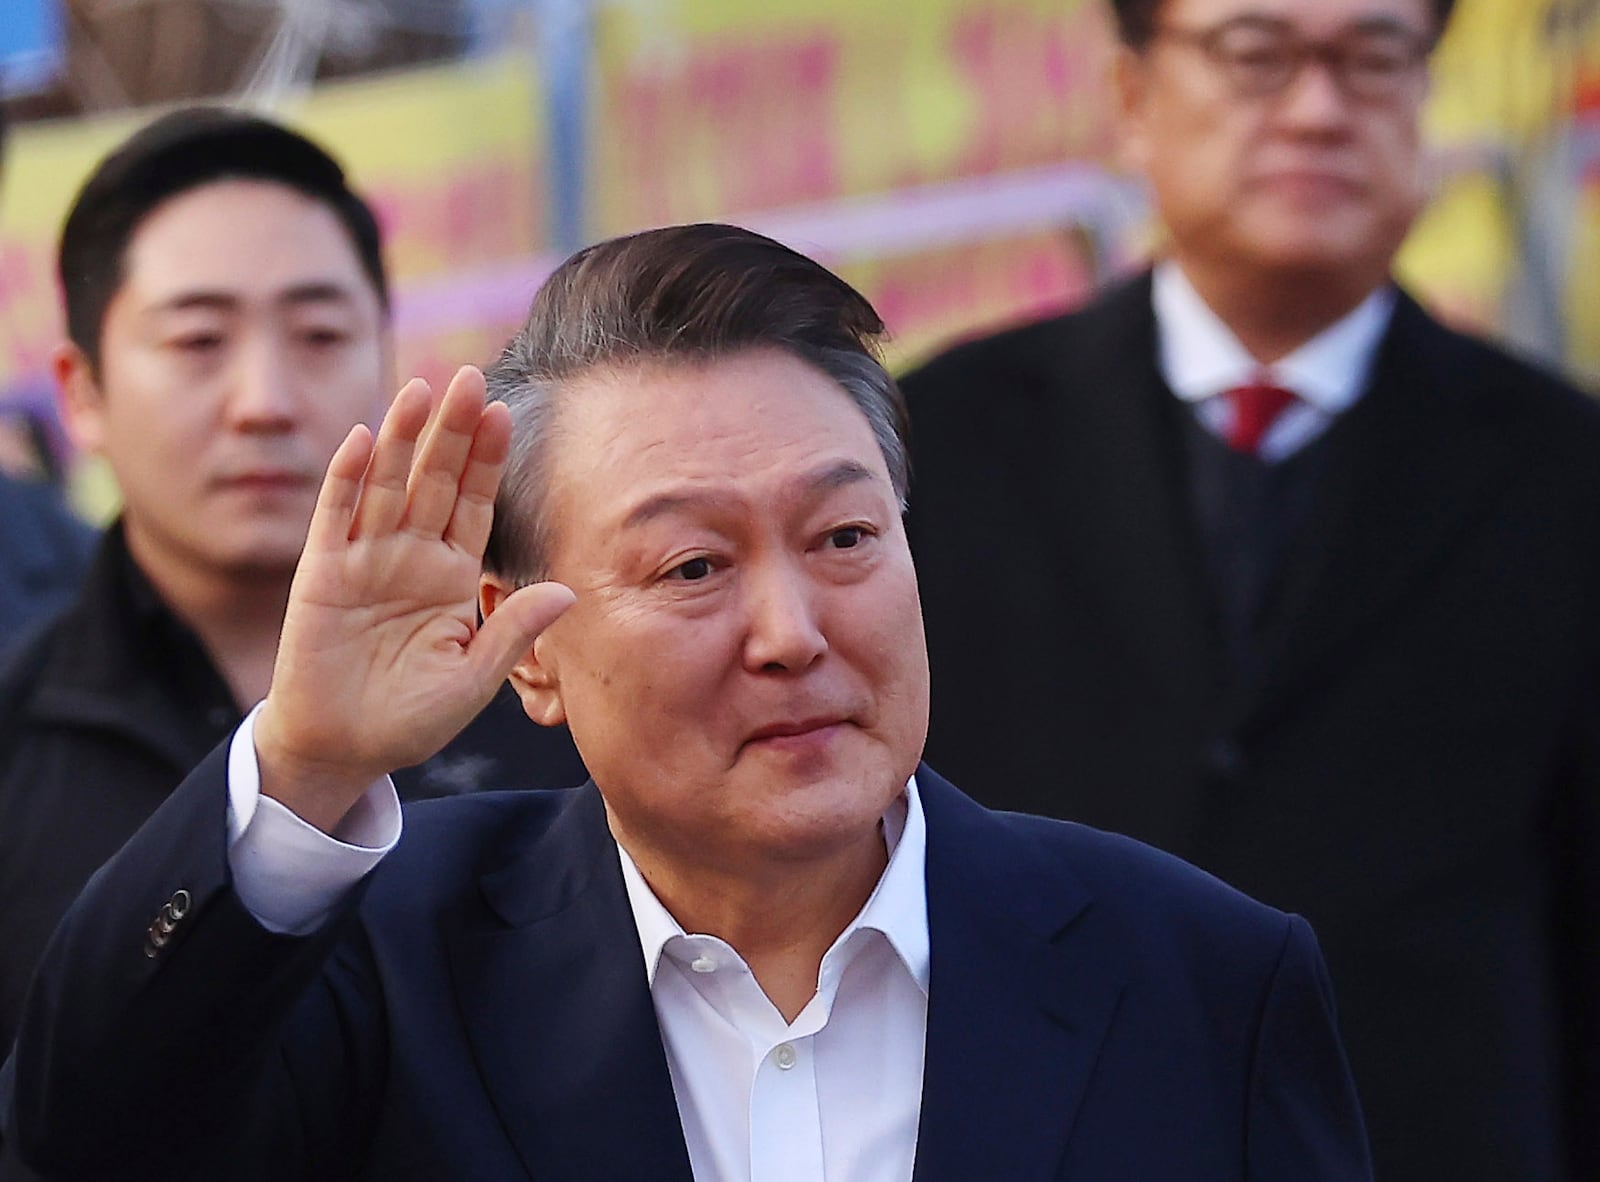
[483,223,910,584]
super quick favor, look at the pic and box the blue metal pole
[538,0,592,255]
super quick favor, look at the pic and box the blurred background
[2,0,1596,515]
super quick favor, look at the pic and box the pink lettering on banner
[855,233,1094,362]
[1578,75,1600,185]
[367,160,541,280]
[0,240,64,387]
[950,4,1117,176]
[608,33,842,224]
[396,324,521,393]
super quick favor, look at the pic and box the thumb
[469,581,577,690]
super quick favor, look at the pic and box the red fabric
[1223,382,1298,455]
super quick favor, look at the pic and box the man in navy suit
[2,225,1370,1180]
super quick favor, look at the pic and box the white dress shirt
[224,711,930,1180]
[618,782,929,1182]
[226,705,400,935]
[1152,260,1395,462]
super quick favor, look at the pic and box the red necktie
[1223,381,1297,456]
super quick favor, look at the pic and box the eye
[299,327,350,348]
[1348,41,1410,75]
[665,556,715,582]
[1215,28,1289,65]
[173,333,224,353]
[828,526,866,550]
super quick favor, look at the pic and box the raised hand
[255,366,575,833]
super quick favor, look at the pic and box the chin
[753,814,889,867]
[1243,210,1405,277]
[748,772,901,854]
[1233,236,1379,285]
[209,534,306,579]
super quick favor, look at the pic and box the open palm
[255,366,573,832]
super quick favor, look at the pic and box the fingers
[305,424,374,553]
[443,401,512,557]
[404,366,492,541]
[470,581,577,691]
[350,379,433,539]
[346,365,510,558]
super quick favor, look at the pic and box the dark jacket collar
[16,520,239,769]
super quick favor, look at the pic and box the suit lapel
[1229,295,1526,732]
[445,786,693,1182]
[912,769,1126,1182]
[1033,274,1225,721]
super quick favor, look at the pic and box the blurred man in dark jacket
[0,108,586,1054]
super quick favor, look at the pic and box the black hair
[1108,0,1458,48]
[57,106,388,370]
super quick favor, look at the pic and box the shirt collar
[1152,259,1395,415]
[618,775,931,996]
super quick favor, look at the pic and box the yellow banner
[1,0,1593,428]
[1401,0,1600,381]
[590,0,1119,363]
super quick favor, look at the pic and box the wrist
[254,698,381,835]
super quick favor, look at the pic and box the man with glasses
[902,1,1600,1179]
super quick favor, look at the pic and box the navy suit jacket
[0,475,93,657]
[2,746,1370,1180]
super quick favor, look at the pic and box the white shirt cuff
[226,704,402,936]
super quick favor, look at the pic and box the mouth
[743,716,852,751]
[1253,169,1363,198]
[216,471,315,493]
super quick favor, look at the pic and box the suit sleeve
[0,741,383,1181]
[1245,915,1374,1182]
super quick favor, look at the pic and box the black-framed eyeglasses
[1152,17,1433,103]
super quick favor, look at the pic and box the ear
[1112,46,1154,174]
[53,341,108,456]
[480,574,568,727]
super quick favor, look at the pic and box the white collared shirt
[224,713,931,1181]
[1152,260,1395,462]
[618,781,930,1182]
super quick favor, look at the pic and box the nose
[225,333,299,432]
[741,560,828,675]
[1275,55,1355,133]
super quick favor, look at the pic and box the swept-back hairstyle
[482,223,909,583]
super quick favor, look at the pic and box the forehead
[1157,0,1434,32]
[117,179,375,304]
[547,349,890,519]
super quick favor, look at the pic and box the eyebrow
[151,282,360,315]
[1225,12,1426,36]
[620,459,879,531]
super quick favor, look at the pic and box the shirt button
[773,1042,797,1070]
[689,954,717,974]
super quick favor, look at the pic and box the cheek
[103,393,206,465]
[849,575,929,684]
[1380,126,1426,189]
[558,602,732,719]
[1150,131,1244,215]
